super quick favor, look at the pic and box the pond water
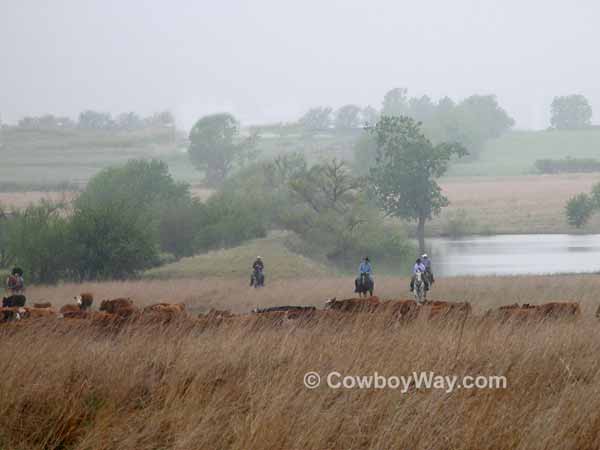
[427,234,600,277]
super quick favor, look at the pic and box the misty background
[1,0,599,129]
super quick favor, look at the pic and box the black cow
[2,295,26,308]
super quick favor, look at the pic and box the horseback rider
[252,256,264,273]
[251,256,265,286]
[421,253,435,286]
[5,267,24,295]
[358,256,372,282]
[410,258,427,292]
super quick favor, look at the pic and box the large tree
[188,113,256,186]
[334,104,362,130]
[368,116,467,252]
[550,95,593,129]
[299,107,333,131]
[381,88,409,117]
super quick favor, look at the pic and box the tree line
[16,110,175,131]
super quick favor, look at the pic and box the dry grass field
[2,276,600,449]
[430,173,600,234]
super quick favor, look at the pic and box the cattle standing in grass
[99,298,137,317]
[143,303,186,314]
[486,302,580,322]
[59,304,89,319]
[253,305,317,321]
[33,302,52,309]
[76,293,94,311]
[22,307,57,319]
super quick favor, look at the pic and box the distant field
[0,127,197,185]
[448,129,600,177]
[430,173,600,235]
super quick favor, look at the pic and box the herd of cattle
[0,292,589,329]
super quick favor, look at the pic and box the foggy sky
[1,0,599,129]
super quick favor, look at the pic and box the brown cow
[33,302,52,309]
[75,293,94,311]
[59,304,90,319]
[143,303,186,314]
[22,306,57,319]
[486,302,580,322]
[99,298,137,317]
[325,296,381,313]
[380,299,420,321]
[252,306,317,324]
[424,300,472,319]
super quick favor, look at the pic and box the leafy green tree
[159,199,206,257]
[408,95,436,122]
[68,200,158,280]
[76,159,200,259]
[199,191,267,250]
[352,134,378,176]
[368,116,467,252]
[382,88,409,117]
[565,193,595,228]
[551,95,593,129]
[188,113,256,186]
[299,107,333,131]
[77,159,187,210]
[334,105,362,130]
[7,201,69,284]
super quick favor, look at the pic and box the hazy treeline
[535,157,600,174]
[15,110,174,131]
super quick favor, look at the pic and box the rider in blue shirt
[410,258,427,292]
[359,257,372,278]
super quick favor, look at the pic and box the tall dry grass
[3,275,600,449]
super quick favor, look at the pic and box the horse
[250,268,265,288]
[354,273,374,297]
[413,272,426,304]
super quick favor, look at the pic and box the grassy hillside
[145,232,335,280]
[448,129,600,177]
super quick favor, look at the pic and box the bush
[68,200,159,280]
[198,191,267,250]
[565,193,595,228]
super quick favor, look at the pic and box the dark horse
[250,268,265,288]
[354,273,374,297]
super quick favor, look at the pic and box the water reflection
[427,234,600,277]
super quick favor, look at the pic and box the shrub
[565,193,595,228]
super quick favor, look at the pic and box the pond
[427,234,600,277]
